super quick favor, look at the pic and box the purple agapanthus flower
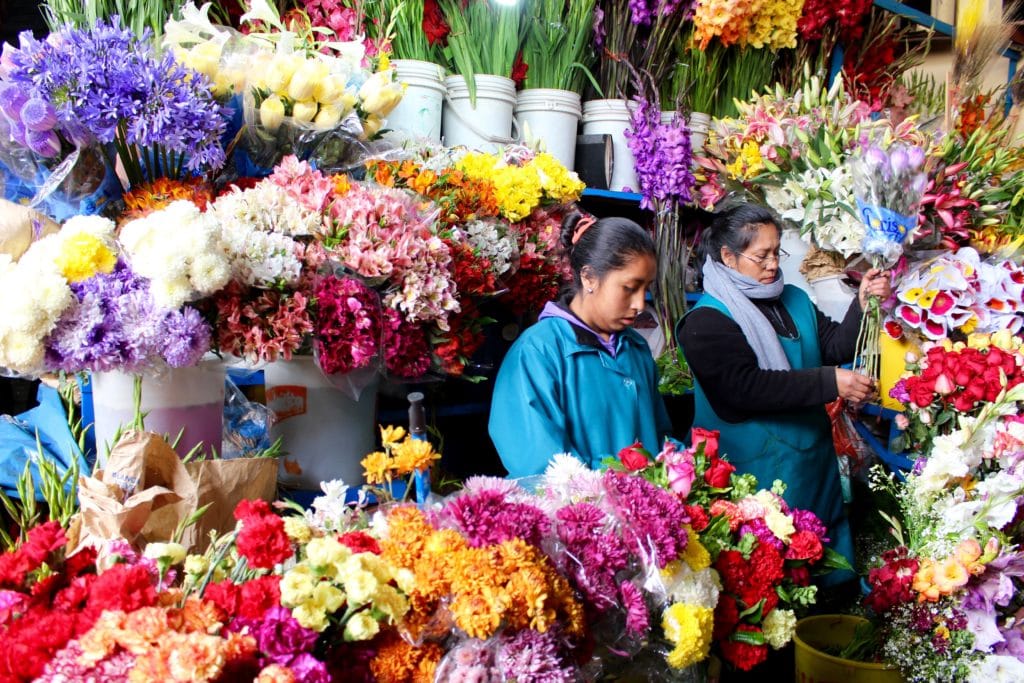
[625,95,695,210]
[496,628,574,683]
[44,260,211,373]
[439,487,551,548]
[6,19,228,175]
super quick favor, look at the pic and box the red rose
[691,427,720,458]
[720,625,768,671]
[338,531,382,555]
[910,381,936,408]
[617,441,651,471]
[423,0,450,46]
[785,530,824,562]
[704,455,735,488]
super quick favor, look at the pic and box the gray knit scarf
[700,256,790,370]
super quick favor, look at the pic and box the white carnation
[968,655,1024,683]
[189,251,231,295]
[665,565,721,609]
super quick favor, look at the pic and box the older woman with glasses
[679,203,890,589]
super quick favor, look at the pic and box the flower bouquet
[849,139,929,380]
[863,377,1024,682]
[367,0,448,63]
[1,18,228,215]
[889,247,1024,342]
[601,429,847,673]
[889,332,1024,454]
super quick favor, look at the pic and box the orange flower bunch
[911,539,988,602]
[366,159,500,227]
[369,631,443,683]
[379,507,585,642]
[75,599,258,682]
[120,177,213,223]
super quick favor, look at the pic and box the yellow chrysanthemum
[380,425,406,446]
[391,437,439,475]
[531,153,584,202]
[680,527,711,571]
[55,231,116,283]
[662,602,713,669]
[361,450,392,485]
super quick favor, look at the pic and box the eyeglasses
[734,248,790,269]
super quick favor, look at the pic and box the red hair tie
[571,216,596,245]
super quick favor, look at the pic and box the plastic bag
[221,374,273,459]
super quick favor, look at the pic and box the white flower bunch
[120,201,231,309]
[0,252,71,374]
[659,562,721,610]
[460,219,518,276]
[212,183,324,238]
[765,166,862,257]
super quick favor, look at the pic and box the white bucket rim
[391,59,446,83]
[514,88,582,117]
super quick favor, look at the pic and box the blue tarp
[0,385,90,500]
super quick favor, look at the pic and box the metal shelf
[581,188,643,203]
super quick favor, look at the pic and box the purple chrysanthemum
[555,503,629,612]
[161,307,212,368]
[619,581,650,637]
[625,95,696,210]
[602,470,690,568]
[496,629,574,683]
[440,488,551,548]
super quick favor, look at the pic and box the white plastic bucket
[688,111,711,155]
[263,357,378,490]
[660,110,677,125]
[810,275,857,323]
[442,74,517,152]
[387,59,446,142]
[582,99,638,192]
[515,89,581,169]
[92,358,226,463]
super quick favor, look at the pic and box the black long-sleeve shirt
[680,295,862,423]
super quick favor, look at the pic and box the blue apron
[690,286,854,584]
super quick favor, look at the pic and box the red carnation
[234,498,273,521]
[236,513,293,570]
[685,504,710,532]
[338,531,382,555]
[85,564,158,621]
[721,625,769,671]
[785,530,824,562]
[239,575,282,618]
[787,563,811,586]
[204,579,242,618]
[750,543,785,587]
[423,0,450,46]
[713,594,740,640]
[617,441,652,472]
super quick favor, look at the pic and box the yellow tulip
[188,41,223,77]
[259,95,286,131]
[361,114,384,139]
[359,71,403,118]
[313,104,344,130]
[264,53,300,95]
[288,59,329,102]
[291,99,319,123]
[314,73,347,105]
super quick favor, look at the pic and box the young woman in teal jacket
[488,212,672,478]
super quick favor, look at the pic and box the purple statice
[496,628,574,683]
[440,488,551,549]
[6,20,228,176]
[619,581,650,637]
[602,470,690,569]
[554,503,629,612]
[737,518,785,553]
[44,260,210,373]
[625,95,696,210]
[161,307,212,368]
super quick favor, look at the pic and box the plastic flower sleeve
[849,141,928,268]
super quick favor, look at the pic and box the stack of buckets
[383,65,710,191]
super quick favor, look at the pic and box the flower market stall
[3,0,1024,681]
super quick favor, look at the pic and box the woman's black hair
[560,210,655,295]
[697,203,780,267]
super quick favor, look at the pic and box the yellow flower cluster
[693,0,804,50]
[280,535,409,634]
[457,151,583,223]
[54,230,116,283]
[380,507,585,643]
[361,426,441,486]
[724,140,766,180]
[962,330,1024,353]
[680,526,711,571]
[662,602,714,669]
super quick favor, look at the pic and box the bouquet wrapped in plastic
[849,141,928,378]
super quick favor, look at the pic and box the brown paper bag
[75,430,198,551]
[0,198,59,260]
[184,458,278,551]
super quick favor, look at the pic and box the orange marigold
[120,177,212,223]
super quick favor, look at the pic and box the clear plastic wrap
[221,374,273,459]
